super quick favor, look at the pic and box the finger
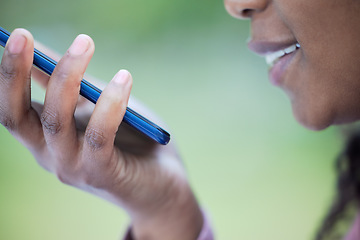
[83,70,132,163]
[32,41,103,107]
[0,28,44,150]
[31,40,62,89]
[41,34,94,156]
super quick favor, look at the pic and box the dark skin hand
[0,28,203,240]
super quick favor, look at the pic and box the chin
[291,102,334,131]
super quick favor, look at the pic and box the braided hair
[316,129,360,240]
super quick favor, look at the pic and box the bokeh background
[0,0,343,239]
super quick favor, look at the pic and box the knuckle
[0,106,16,131]
[54,67,82,87]
[40,109,63,135]
[0,114,16,131]
[82,172,103,189]
[81,163,114,190]
[54,69,72,82]
[77,159,106,189]
[0,64,17,82]
[111,158,130,187]
[55,171,71,185]
[85,127,107,151]
[81,173,94,186]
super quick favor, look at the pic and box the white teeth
[265,51,285,66]
[265,43,300,67]
[284,45,296,54]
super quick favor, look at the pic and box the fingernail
[114,70,130,85]
[68,34,90,56]
[8,32,27,54]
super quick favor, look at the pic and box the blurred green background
[0,0,342,239]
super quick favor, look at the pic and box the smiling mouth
[265,43,301,67]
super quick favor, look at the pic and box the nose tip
[224,0,268,19]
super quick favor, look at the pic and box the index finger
[0,28,44,151]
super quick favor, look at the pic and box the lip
[268,48,299,86]
[248,40,298,56]
[248,39,300,86]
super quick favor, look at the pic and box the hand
[0,28,203,240]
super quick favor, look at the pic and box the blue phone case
[0,27,170,145]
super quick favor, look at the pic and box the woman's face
[224,0,360,130]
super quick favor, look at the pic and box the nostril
[242,8,254,18]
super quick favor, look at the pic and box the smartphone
[0,26,170,145]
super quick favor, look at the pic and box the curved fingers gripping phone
[0,26,170,145]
